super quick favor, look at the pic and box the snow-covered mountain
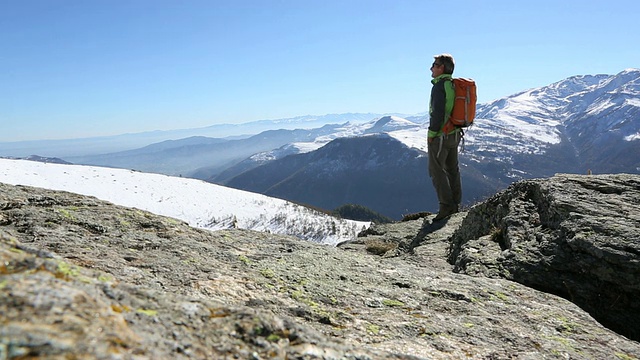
[218,69,640,218]
[224,68,639,183]
[0,159,369,245]
[470,69,638,153]
[210,116,427,185]
[63,124,350,179]
[467,68,640,176]
[223,133,457,219]
[282,115,425,153]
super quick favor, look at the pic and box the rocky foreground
[1,173,639,359]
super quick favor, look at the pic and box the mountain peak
[367,115,417,132]
[620,68,640,76]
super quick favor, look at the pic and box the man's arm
[428,82,446,136]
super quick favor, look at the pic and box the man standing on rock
[427,53,462,221]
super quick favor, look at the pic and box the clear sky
[2,0,639,142]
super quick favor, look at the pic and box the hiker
[427,53,462,221]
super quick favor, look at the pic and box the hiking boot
[432,213,449,222]
[432,210,454,222]
[433,205,458,222]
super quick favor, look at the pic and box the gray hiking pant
[428,133,462,212]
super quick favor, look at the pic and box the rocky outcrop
[1,176,640,359]
[447,173,640,342]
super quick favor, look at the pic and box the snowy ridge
[0,159,369,245]
[471,91,563,155]
[242,69,639,186]
[264,113,379,126]
[468,69,640,155]
[267,68,638,162]
[246,67,640,167]
[254,116,427,162]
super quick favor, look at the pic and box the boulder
[447,173,640,341]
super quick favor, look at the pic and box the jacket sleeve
[428,81,447,136]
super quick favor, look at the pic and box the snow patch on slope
[0,159,369,245]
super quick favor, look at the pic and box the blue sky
[1,0,639,142]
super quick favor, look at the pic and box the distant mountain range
[63,124,349,178]
[2,69,638,219]
[0,113,388,158]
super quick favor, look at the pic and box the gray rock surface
[1,176,640,359]
[446,173,640,342]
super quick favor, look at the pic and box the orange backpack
[443,78,477,134]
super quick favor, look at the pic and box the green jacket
[428,74,456,138]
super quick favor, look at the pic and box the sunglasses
[431,62,442,68]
